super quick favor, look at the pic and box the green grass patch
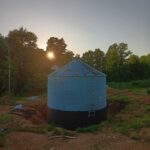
[128,88,146,95]
[108,95,130,103]
[144,105,150,112]
[47,123,55,131]
[107,115,150,135]
[12,95,24,101]
[76,124,99,133]
[13,126,47,134]
[0,114,12,124]
[0,133,5,147]
[146,88,150,95]
[108,80,150,89]
[142,115,150,127]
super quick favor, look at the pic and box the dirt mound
[0,105,10,114]
[142,96,150,104]
[26,104,48,125]
[108,101,128,115]
[6,132,49,150]
[10,103,48,125]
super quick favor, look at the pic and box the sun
[47,52,55,60]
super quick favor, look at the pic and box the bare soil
[0,131,149,150]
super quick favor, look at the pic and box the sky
[0,0,150,56]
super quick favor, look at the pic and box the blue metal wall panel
[48,76,106,111]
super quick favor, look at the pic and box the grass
[0,133,5,147]
[105,115,150,135]
[47,123,55,131]
[13,126,47,134]
[0,114,12,124]
[144,105,150,112]
[108,95,130,103]
[0,95,24,105]
[108,79,150,89]
[47,123,75,136]
[76,124,99,133]
[0,96,16,105]
[146,88,150,95]
[0,80,149,147]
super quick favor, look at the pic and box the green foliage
[6,27,37,93]
[0,27,150,95]
[105,43,131,79]
[0,114,12,124]
[140,54,150,65]
[0,28,74,95]
[46,37,66,53]
[0,35,9,95]
[46,37,74,66]
[76,124,99,133]
[127,54,139,64]
[82,49,105,71]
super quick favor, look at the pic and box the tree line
[82,44,150,82]
[0,27,150,95]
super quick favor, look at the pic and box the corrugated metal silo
[48,59,107,129]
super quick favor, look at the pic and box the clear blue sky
[1,0,150,56]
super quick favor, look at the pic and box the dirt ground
[0,106,10,114]
[0,130,149,150]
[0,89,150,150]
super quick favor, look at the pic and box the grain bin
[48,59,107,129]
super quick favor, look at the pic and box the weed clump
[0,114,12,124]
[76,124,99,133]
[47,123,75,136]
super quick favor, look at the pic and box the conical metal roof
[49,59,106,77]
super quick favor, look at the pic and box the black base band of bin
[47,107,107,130]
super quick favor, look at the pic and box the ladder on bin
[88,104,95,117]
